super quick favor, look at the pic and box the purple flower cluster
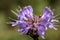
[11,5,58,39]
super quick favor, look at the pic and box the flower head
[11,5,59,39]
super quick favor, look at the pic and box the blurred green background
[0,0,60,40]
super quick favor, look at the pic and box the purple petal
[48,23,57,30]
[18,6,33,21]
[11,22,18,26]
[22,27,31,34]
[37,24,46,36]
[18,9,26,21]
[18,22,27,28]
[40,7,55,30]
[41,7,53,22]
[23,6,33,18]
[17,21,31,34]
[18,24,31,34]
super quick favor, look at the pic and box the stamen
[6,22,17,26]
[6,22,14,24]
[54,14,60,18]
[41,36,45,39]
[53,27,58,30]
[11,10,18,16]
[15,8,19,12]
[18,6,21,9]
[51,19,59,22]
[8,17,17,21]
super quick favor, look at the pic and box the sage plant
[9,5,59,40]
